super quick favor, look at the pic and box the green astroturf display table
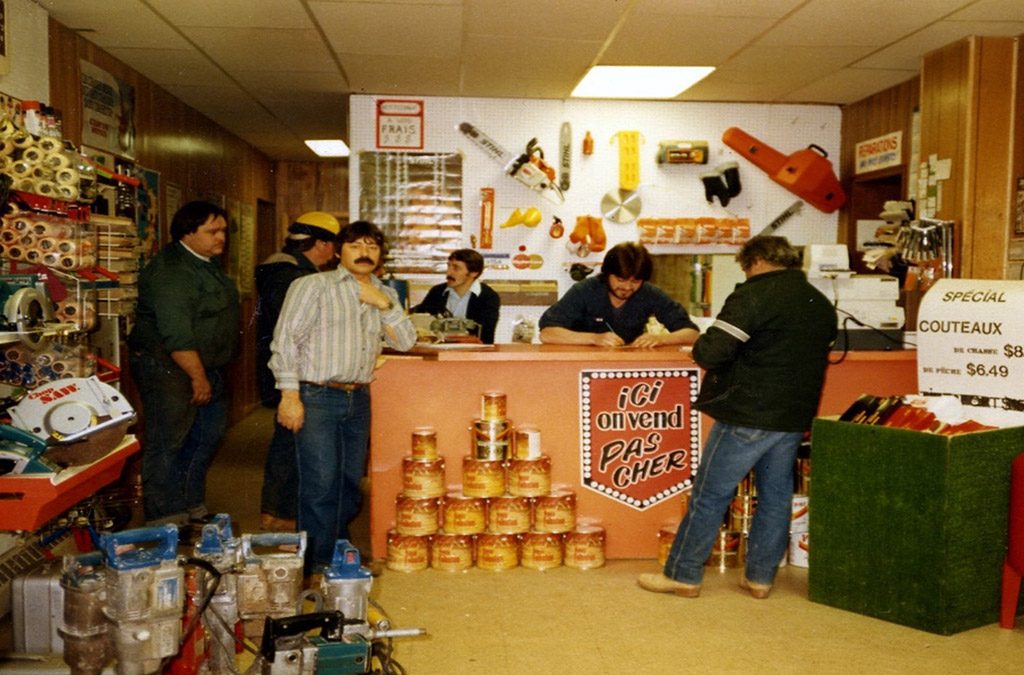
[808,418,1024,635]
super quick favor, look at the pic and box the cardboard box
[808,418,1024,634]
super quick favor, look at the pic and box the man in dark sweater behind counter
[129,201,239,530]
[411,248,501,343]
[539,241,699,348]
[638,235,837,600]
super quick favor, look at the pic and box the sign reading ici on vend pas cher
[579,369,701,510]
[917,279,1024,409]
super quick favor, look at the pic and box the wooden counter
[369,345,917,558]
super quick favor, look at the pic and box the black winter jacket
[693,268,837,432]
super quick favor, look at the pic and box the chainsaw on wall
[459,122,565,203]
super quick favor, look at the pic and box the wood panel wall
[919,36,1019,279]
[46,19,274,422]
[839,76,920,245]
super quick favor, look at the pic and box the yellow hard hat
[289,211,341,240]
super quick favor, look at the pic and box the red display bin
[0,435,139,531]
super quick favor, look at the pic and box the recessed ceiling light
[571,66,715,99]
[304,139,350,157]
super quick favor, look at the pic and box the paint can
[386,530,430,572]
[471,418,512,460]
[520,531,563,570]
[729,495,755,533]
[705,530,741,571]
[461,456,506,497]
[410,426,438,461]
[431,533,474,572]
[789,532,809,568]
[790,494,810,534]
[512,425,542,459]
[401,457,445,498]
[395,495,439,536]
[442,492,486,534]
[533,490,576,533]
[480,390,507,422]
[507,456,551,497]
[657,522,678,567]
[486,494,532,534]
[476,533,519,571]
[564,525,606,569]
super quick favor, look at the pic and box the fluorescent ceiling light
[572,66,715,99]
[305,139,350,157]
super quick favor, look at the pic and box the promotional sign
[854,130,902,175]
[376,99,424,150]
[917,278,1024,410]
[579,368,701,510]
[80,60,135,158]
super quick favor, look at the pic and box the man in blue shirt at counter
[538,241,700,348]
[411,248,501,343]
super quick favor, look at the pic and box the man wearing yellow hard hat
[255,211,340,531]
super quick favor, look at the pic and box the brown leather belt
[301,380,366,391]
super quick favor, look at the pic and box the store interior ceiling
[37,0,1024,161]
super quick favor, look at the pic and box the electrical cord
[828,310,914,365]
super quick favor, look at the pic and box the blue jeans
[130,352,228,524]
[295,383,371,572]
[260,419,299,520]
[664,421,802,586]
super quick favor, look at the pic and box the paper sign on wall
[376,99,424,150]
[579,368,701,510]
[917,278,1024,410]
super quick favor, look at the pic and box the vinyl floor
[204,408,1024,674]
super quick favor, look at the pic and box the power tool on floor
[259,541,425,674]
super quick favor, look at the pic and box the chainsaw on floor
[459,122,565,204]
[0,375,135,474]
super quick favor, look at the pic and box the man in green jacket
[129,200,239,529]
[639,236,836,599]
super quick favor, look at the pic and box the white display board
[917,279,1024,410]
[349,95,842,341]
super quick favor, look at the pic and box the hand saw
[459,122,565,203]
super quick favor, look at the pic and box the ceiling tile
[341,55,462,96]
[105,48,234,88]
[232,70,350,95]
[39,0,190,50]
[758,0,972,47]
[946,0,1024,21]
[463,0,626,40]
[602,14,774,64]
[781,68,920,104]
[311,2,463,59]
[855,20,1024,69]
[181,27,337,73]
[147,0,314,29]
[634,0,804,18]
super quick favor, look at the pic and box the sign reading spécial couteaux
[917,279,1024,412]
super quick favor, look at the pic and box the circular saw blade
[45,401,99,438]
[600,188,642,224]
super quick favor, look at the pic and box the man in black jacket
[411,248,501,343]
[639,236,837,599]
[255,211,340,530]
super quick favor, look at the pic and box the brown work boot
[739,574,772,599]
[637,573,701,598]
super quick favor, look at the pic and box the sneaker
[637,573,701,598]
[739,574,772,599]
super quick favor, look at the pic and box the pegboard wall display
[350,96,842,342]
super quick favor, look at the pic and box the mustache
[355,257,376,265]
[446,276,455,282]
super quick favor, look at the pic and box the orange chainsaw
[722,127,846,213]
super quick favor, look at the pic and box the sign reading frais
[375,99,424,150]
[579,369,701,510]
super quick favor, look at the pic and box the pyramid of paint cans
[386,390,606,572]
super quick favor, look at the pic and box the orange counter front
[369,344,917,559]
